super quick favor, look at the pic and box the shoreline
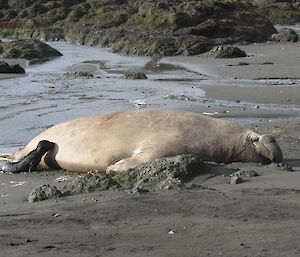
[163,41,300,122]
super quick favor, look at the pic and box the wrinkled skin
[0,110,283,174]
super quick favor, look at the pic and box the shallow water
[0,41,208,152]
[0,40,299,153]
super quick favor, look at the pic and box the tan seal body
[5,109,282,174]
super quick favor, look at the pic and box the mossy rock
[64,71,94,78]
[62,173,121,194]
[272,29,298,42]
[28,184,63,203]
[208,45,246,58]
[127,10,176,29]
[114,154,204,192]
[191,19,235,38]
[254,5,300,24]
[0,61,25,73]
[66,3,88,23]
[81,10,128,28]
[0,0,279,57]
[0,39,62,61]
[122,72,147,80]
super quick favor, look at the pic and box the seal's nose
[260,135,283,163]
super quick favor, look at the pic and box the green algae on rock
[0,39,62,62]
[27,155,205,202]
[114,154,204,192]
[64,71,94,78]
[62,173,121,195]
[28,184,63,203]
[208,45,246,58]
[0,60,25,73]
[122,72,147,80]
[0,0,279,57]
[272,29,298,42]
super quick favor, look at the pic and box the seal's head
[250,134,283,164]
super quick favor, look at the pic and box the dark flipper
[1,140,56,173]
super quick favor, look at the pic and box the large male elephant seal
[1,109,282,174]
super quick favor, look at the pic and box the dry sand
[1,42,300,257]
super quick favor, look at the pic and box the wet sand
[1,42,300,257]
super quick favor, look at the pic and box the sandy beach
[0,41,300,257]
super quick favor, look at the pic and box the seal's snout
[259,135,283,163]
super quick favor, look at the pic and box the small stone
[168,230,175,235]
[122,72,147,80]
[235,170,259,177]
[131,186,149,194]
[208,45,246,58]
[278,162,294,172]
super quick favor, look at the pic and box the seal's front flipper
[106,157,141,176]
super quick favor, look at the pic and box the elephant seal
[1,109,282,174]
[1,140,55,173]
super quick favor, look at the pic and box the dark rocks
[28,184,63,203]
[0,0,279,57]
[268,162,294,171]
[122,72,147,80]
[62,173,121,195]
[208,45,246,58]
[235,170,259,177]
[0,61,25,73]
[64,71,94,78]
[272,29,298,42]
[114,154,204,192]
[0,39,62,62]
[251,0,300,25]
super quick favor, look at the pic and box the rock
[230,175,243,185]
[272,29,298,42]
[0,61,25,73]
[235,170,259,177]
[130,186,150,194]
[0,0,8,8]
[208,45,246,58]
[122,72,147,80]
[268,162,294,172]
[0,39,62,62]
[114,154,204,192]
[28,184,63,203]
[62,173,121,194]
[237,62,250,66]
[64,71,94,78]
[0,1,277,57]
